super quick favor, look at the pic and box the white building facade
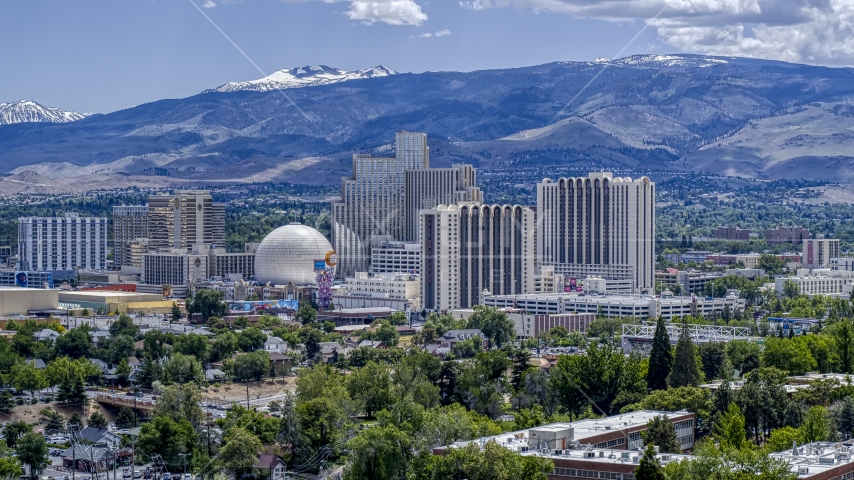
[776,269,854,297]
[420,203,535,312]
[18,213,108,271]
[536,173,655,292]
[370,240,422,274]
[803,237,840,269]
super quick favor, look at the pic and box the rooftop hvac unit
[819,457,835,465]
[660,455,671,461]
[621,452,631,460]
[598,451,605,458]
[583,452,596,458]
[554,450,564,456]
[519,446,529,452]
[798,467,809,475]
[632,456,640,464]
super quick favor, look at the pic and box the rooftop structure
[622,322,757,353]
[770,441,854,479]
[436,410,695,455]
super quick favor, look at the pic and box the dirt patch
[4,402,93,426]
[202,377,296,403]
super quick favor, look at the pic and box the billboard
[228,299,299,314]
[14,272,28,288]
[314,260,327,270]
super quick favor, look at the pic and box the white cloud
[462,0,854,65]
[410,28,451,38]
[346,0,428,25]
[202,0,217,8]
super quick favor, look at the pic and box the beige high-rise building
[536,173,655,292]
[420,203,534,312]
[803,237,840,269]
[112,205,148,269]
[331,131,481,277]
[147,190,225,250]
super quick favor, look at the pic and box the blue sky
[2,0,851,114]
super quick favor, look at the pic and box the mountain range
[2,54,854,192]
[0,100,87,125]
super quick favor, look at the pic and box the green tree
[210,331,239,362]
[726,340,761,375]
[0,455,22,480]
[509,347,531,391]
[11,363,48,400]
[466,305,516,348]
[297,301,317,324]
[187,289,227,322]
[16,432,48,480]
[344,424,412,480]
[53,325,93,359]
[782,280,801,299]
[172,334,211,362]
[300,328,323,361]
[832,396,854,438]
[88,410,107,429]
[107,334,136,365]
[801,406,830,443]
[418,440,553,480]
[829,319,854,374]
[642,415,681,453]
[635,443,665,480]
[647,317,673,391]
[150,383,205,425]
[138,416,198,469]
[763,426,803,453]
[3,422,32,448]
[237,327,267,352]
[665,439,796,480]
[162,352,205,385]
[115,406,139,429]
[758,253,785,275]
[216,428,263,477]
[233,350,270,381]
[514,405,547,429]
[761,337,817,375]
[347,361,394,418]
[231,316,249,330]
[171,302,183,323]
[712,403,748,450]
[115,358,132,384]
[109,314,139,338]
[698,342,727,381]
[668,319,702,387]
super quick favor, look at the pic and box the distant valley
[2,54,854,193]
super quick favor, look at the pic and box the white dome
[254,223,333,285]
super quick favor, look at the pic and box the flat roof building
[0,287,59,316]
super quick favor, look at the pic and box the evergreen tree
[68,377,86,405]
[88,410,107,430]
[647,317,673,392]
[642,415,681,453]
[115,407,138,429]
[833,397,854,438]
[68,413,83,429]
[711,380,733,419]
[635,443,665,480]
[55,378,72,403]
[712,403,747,450]
[667,319,702,388]
[171,302,182,323]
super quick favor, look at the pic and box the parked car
[133,471,142,479]
[122,472,131,479]
[184,474,192,480]
[163,473,171,480]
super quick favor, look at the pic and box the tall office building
[420,203,534,312]
[404,164,481,241]
[536,173,655,291]
[331,131,480,276]
[803,236,840,269]
[17,213,108,271]
[147,190,225,250]
[113,205,148,269]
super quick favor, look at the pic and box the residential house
[206,368,226,382]
[319,342,347,364]
[264,336,287,353]
[27,358,46,369]
[253,454,288,480]
[62,444,132,471]
[79,427,122,447]
[357,340,387,349]
[190,327,214,336]
[91,359,111,375]
[92,330,112,345]
[438,329,486,350]
[423,344,450,357]
[34,328,60,342]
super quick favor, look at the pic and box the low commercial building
[434,411,696,465]
[707,253,802,268]
[724,268,766,279]
[770,441,854,479]
[345,272,419,304]
[0,270,75,289]
[58,291,173,314]
[207,243,258,279]
[0,287,59,315]
[481,292,745,319]
[655,269,723,295]
[831,257,854,272]
[582,276,634,295]
[776,269,854,298]
[140,248,209,298]
[448,308,595,339]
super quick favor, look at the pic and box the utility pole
[69,424,78,480]
[179,453,190,480]
[246,385,249,408]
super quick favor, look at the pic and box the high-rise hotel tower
[331,131,480,276]
[536,173,655,291]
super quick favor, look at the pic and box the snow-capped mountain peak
[0,100,88,125]
[208,65,397,93]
